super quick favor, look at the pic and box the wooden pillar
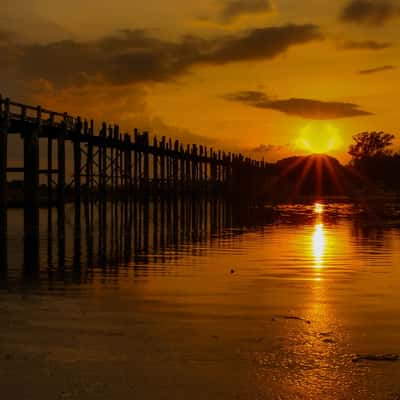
[211,150,217,190]
[185,145,191,189]
[204,147,208,183]
[160,136,166,192]
[86,120,94,193]
[168,138,173,191]
[180,145,185,191]
[173,140,179,190]
[24,107,41,276]
[124,134,132,192]
[47,113,54,205]
[118,131,123,190]
[166,139,170,190]
[134,129,139,191]
[143,132,149,194]
[199,146,203,183]
[58,114,67,204]
[99,123,107,194]
[0,97,9,219]
[153,137,158,192]
[0,97,9,278]
[191,145,197,189]
[74,117,82,198]
[109,125,115,191]
[218,151,222,184]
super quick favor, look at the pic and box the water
[1,200,400,399]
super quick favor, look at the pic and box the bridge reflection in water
[0,198,273,285]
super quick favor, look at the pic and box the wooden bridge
[0,96,270,206]
[0,95,271,276]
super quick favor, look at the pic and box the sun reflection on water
[313,223,325,269]
[314,202,324,214]
[312,203,326,272]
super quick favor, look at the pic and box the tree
[349,131,395,160]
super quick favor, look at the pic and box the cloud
[0,24,322,90]
[339,0,400,26]
[202,24,322,64]
[359,65,396,74]
[223,91,373,119]
[339,40,392,50]
[250,144,284,153]
[219,0,273,22]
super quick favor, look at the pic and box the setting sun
[295,122,343,154]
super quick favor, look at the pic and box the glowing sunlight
[295,122,343,154]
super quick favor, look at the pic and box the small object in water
[352,354,399,363]
[275,315,311,324]
[323,338,335,344]
[230,269,235,274]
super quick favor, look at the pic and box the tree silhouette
[349,131,394,160]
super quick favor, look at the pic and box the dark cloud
[359,65,396,74]
[339,40,392,50]
[250,144,284,153]
[2,24,322,89]
[223,91,373,119]
[202,24,322,64]
[340,0,400,26]
[220,0,273,22]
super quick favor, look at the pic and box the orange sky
[1,0,399,162]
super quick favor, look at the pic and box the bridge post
[124,134,132,192]
[185,145,191,190]
[74,117,82,199]
[167,138,172,191]
[23,106,41,277]
[86,120,94,193]
[192,145,197,191]
[204,147,208,185]
[153,137,158,193]
[99,123,107,195]
[138,136,143,192]
[133,129,138,192]
[199,146,203,184]
[218,151,222,185]
[57,115,67,274]
[47,113,54,205]
[0,97,9,279]
[173,140,179,190]
[143,132,149,194]
[160,136,166,193]
[58,114,67,204]
[180,145,185,193]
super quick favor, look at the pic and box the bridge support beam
[74,118,82,199]
[23,116,40,278]
[0,98,9,280]
[58,116,67,204]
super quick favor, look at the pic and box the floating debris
[352,354,399,363]
[230,269,235,274]
[319,332,333,337]
[274,315,311,324]
[323,338,335,344]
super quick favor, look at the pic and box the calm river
[1,200,400,399]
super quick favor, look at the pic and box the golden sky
[1,0,399,162]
